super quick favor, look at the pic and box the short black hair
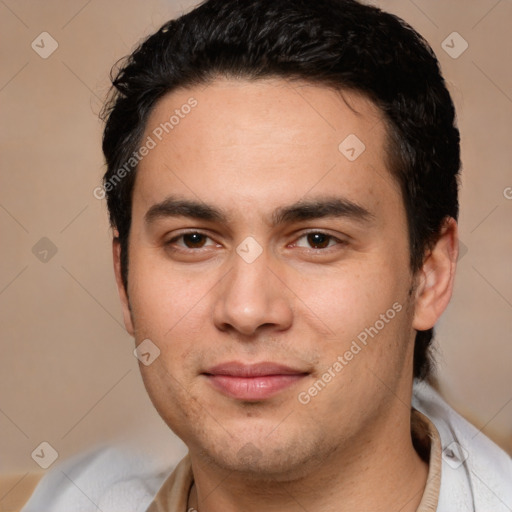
[101,0,461,382]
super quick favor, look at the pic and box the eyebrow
[144,195,374,227]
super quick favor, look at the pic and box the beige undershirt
[146,408,442,512]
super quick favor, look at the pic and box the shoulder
[412,379,512,511]
[21,443,173,512]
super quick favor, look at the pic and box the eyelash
[165,230,347,253]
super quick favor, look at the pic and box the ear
[113,234,135,336]
[412,217,459,331]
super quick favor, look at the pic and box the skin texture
[113,78,458,511]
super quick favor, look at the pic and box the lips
[203,362,308,401]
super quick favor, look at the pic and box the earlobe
[412,217,459,331]
[112,236,135,336]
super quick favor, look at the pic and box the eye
[167,231,218,250]
[293,232,343,250]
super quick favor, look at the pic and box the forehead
[144,77,385,153]
[134,78,400,221]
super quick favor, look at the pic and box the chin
[196,431,329,482]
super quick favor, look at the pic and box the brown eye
[182,233,208,248]
[294,232,340,250]
[167,231,217,250]
[306,233,332,249]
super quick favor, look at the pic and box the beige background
[0,0,511,489]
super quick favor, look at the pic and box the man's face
[118,78,420,478]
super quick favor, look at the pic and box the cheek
[138,355,207,443]
[128,250,210,337]
[291,257,410,341]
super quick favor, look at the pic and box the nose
[212,245,293,337]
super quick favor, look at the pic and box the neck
[187,407,429,512]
